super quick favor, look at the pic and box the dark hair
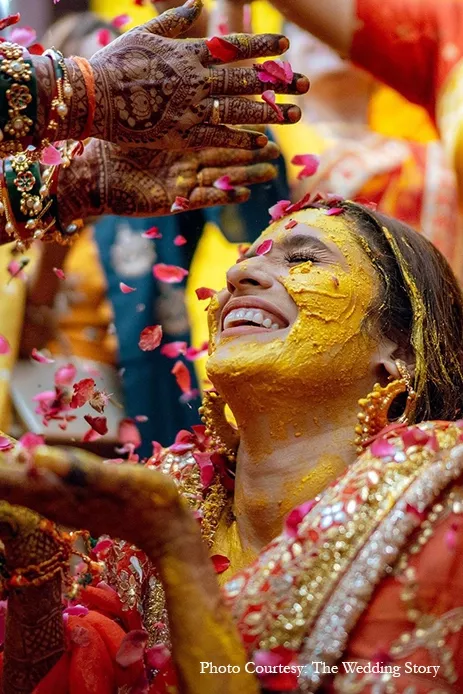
[307,200,463,422]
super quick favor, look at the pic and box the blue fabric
[93,136,289,456]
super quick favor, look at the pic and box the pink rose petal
[0,335,10,355]
[269,199,291,222]
[118,418,142,449]
[142,226,162,239]
[54,362,77,386]
[285,500,317,538]
[173,234,187,246]
[256,60,294,85]
[256,239,273,255]
[326,207,343,216]
[53,267,65,280]
[18,432,45,452]
[170,196,190,213]
[31,348,55,364]
[97,28,112,47]
[41,145,63,166]
[261,90,284,122]
[10,26,36,48]
[160,341,187,358]
[217,21,229,35]
[291,153,320,180]
[370,436,396,458]
[111,13,131,28]
[116,630,147,668]
[138,325,163,351]
[213,175,235,191]
[195,286,215,300]
[153,264,188,284]
[0,436,14,451]
[145,644,171,671]
[119,282,136,294]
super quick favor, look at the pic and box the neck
[229,385,367,554]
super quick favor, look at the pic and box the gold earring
[354,359,417,453]
[199,390,239,463]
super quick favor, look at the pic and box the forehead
[255,208,366,268]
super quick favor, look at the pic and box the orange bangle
[72,56,96,141]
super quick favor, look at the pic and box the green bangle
[4,155,42,224]
[0,43,37,152]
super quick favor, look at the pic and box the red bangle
[71,56,96,140]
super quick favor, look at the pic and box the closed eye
[285,250,321,264]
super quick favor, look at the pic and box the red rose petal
[119,282,136,294]
[170,196,190,213]
[0,14,20,31]
[205,36,239,62]
[195,286,215,300]
[138,325,163,351]
[118,418,142,449]
[153,264,188,284]
[211,554,231,574]
[171,360,192,394]
[285,219,297,230]
[84,415,108,436]
[142,226,162,239]
[160,341,188,358]
[269,199,291,222]
[70,378,96,409]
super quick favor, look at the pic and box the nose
[226,257,273,294]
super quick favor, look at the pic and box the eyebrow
[243,234,334,259]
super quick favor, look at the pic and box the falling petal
[211,554,231,574]
[116,630,148,668]
[195,286,215,300]
[173,234,187,246]
[205,36,239,62]
[118,418,142,449]
[217,21,229,35]
[256,239,273,256]
[142,226,162,239]
[0,335,10,355]
[160,341,188,358]
[53,267,65,280]
[10,26,36,48]
[54,362,76,386]
[153,264,188,284]
[31,348,55,364]
[18,432,45,451]
[138,325,163,351]
[84,415,108,435]
[145,644,171,671]
[70,378,95,408]
[119,282,136,293]
[185,341,208,361]
[41,145,63,166]
[97,28,112,47]
[28,43,44,55]
[111,13,131,28]
[213,175,235,191]
[134,414,148,422]
[0,14,20,31]
[171,360,192,394]
[7,258,28,280]
[83,428,101,442]
[291,153,320,180]
[261,90,284,122]
[268,199,291,221]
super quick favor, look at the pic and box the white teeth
[223,306,285,331]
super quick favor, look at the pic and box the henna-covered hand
[57,137,280,225]
[37,0,308,150]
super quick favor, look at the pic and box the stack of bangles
[0,41,90,251]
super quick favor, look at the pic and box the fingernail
[296,77,310,93]
[287,106,301,123]
[278,37,289,52]
[256,135,268,147]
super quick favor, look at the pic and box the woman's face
[206,208,380,397]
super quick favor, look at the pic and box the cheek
[282,262,376,369]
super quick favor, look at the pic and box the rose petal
[256,60,294,85]
[326,207,343,216]
[31,348,55,364]
[28,43,44,55]
[63,604,89,617]
[118,418,142,449]
[112,13,131,28]
[171,360,192,394]
[84,415,108,436]
[83,428,101,442]
[213,175,235,191]
[135,414,148,423]
[194,451,215,488]
[256,239,273,256]
[291,153,320,180]
[370,437,395,458]
[93,538,113,557]
[142,226,162,239]
[0,335,10,355]
[40,145,63,166]
[195,286,215,300]
[170,196,190,213]
[285,219,297,230]
[116,630,148,668]
[0,14,20,31]
[261,90,284,122]
[153,264,188,284]
[54,362,76,386]
[97,28,112,47]
[10,26,36,48]
[160,341,187,358]
[217,21,229,35]
[53,267,65,280]
[0,436,14,451]
[185,341,208,361]
[119,282,136,294]
[70,378,95,408]
[145,644,171,671]
[138,325,163,351]
[210,554,231,574]
[285,500,317,538]
[269,199,291,222]
[173,234,187,246]
[7,259,28,280]
[205,36,239,62]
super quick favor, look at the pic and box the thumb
[143,0,203,38]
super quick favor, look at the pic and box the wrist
[57,139,106,224]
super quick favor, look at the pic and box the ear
[373,337,415,384]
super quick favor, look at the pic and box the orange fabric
[352,0,463,119]
[71,57,95,140]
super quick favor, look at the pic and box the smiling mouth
[222,307,288,333]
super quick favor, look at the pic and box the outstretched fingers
[197,141,280,166]
[188,186,250,209]
[209,66,309,97]
[199,33,289,67]
[193,96,301,126]
[185,124,269,150]
[141,0,203,38]
[198,162,277,187]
